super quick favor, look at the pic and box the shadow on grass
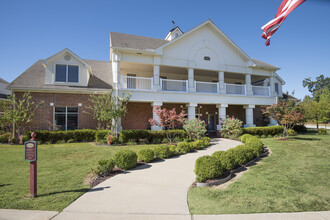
[0,184,11,187]
[290,137,321,141]
[37,186,111,197]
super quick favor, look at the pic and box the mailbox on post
[24,132,38,197]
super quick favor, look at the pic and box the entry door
[208,114,216,132]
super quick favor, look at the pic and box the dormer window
[55,64,79,83]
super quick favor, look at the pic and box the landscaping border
[195,147,270,187]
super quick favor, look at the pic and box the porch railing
[252,86,271,96]
[121,75,153,91]
[225,83,246,95]
[195,81,219,94]
[161,79,188,92]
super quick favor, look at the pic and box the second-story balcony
[121,75,272,97]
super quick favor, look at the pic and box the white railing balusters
[252,86,271,96]
[225,83,246,95]
[195,81,219,94]
[161,79,188,92]
[121,76,152,91]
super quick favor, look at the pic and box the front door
[208,114,216,132]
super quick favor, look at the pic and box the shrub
[114,149,137,170]
[173,136,183,142]
[287,129,296,136]
[195,155,223,182]
[139,138,149,145]
[153,138,162,144]
[212,151,236,171]
[293,125,307,133]
[94,159,115,176]
[169,145,180,156]
[154,145,172,159]
[183,118,207,140]
[67,139,75,143]
[137,149,154,163]
[162,138,169,144]
[240,134,254,143]
[220,116,243,139]
[191,140,205,150]
[200,137,210,147]
[176,142,192,154]
[126,140,137,145]
[242,125,283,137]
[318,128,327,135]
[0,132,10,143]
[95,130,111,143]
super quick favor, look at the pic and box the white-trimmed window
[55,64,79,83]
[54,107,78,130]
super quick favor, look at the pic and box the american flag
[261,0,306,46]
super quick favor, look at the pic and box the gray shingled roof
[110,32,168,50]
[8,59,112,91]
[252,58,280,70]
[0,78,9,84]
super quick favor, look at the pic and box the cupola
[165,26,184,41]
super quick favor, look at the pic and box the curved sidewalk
[54,138,240,219]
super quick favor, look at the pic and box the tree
[149,107,186,143]
[263,99,304,137]
[85,90,130,138]
[1,92,43,143]
[301,87,330,130]
[302,74,330,101]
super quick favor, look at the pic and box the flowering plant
[220,116,243,139]
[183,118,207,140]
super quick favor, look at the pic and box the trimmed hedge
[195,155,223,182]
[240,134,254,143]
[95,159,115,176]
[195,135,265,182]
[137,149,155,163]
[119,129,187,144]
[114,149,137,170]
[154,145,172,159]
[242,125,283,137]
[95,130,111,143]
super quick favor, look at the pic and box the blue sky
[0,0,329,99]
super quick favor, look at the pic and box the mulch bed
[90,162,147,188]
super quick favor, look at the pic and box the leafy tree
[301,87,330,130]
[263,99,304,137]
[85,90,130,138]
[149,107,186,144]
[1,92,43,143]
[302,74,330,101]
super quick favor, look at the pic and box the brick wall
[14,92,97,131]
[121,102,152,130]
[226,105,246,124]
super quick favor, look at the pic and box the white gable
[157,21,253,72]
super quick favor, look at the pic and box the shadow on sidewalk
[37,186,110,197]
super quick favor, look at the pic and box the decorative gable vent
[204,56,211,61]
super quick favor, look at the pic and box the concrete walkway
[53,138,240,219]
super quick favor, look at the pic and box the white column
[270,75,275,97]
[188,68,196,93]
[112,52,121,91]
[218,71,226,94]
[187,103,197,120]
[153,65,161,91]
[245,74,253,96]
[244,104,256,128]
[216,104,228,130]
[151,101,163,131]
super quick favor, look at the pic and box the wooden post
[30,161,37,197]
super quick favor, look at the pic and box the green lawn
[0,142,160,211]
[188,132,330,214]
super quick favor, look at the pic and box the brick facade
[14,92,97,131]
[122,102,153,130]
[226,105,246,124]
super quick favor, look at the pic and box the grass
[0,142,161,211]
[188,131,330,214]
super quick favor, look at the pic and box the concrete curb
[0,209,58,220]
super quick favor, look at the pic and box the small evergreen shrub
[287,129,296,136]
[293,125,307,133]
[95,159,115,176]
[95,130,111,143]
[200,137,210,147]
[176,142,192,154]
[0,132,10,143]
[153,138,162,144]
[154,145,172,159]
[318,128,327,135]
[240,134,254,143]
[169,145,180,156]
[220,116,243,139]
[212,151,236,171]
[242,125,283,137]
[162,138,169,144]
[195,155,223,182]
[137,149,154,163]
[114,149,137,170]
[173,136,183,143]
[139,138,149,145]
[191,140,205,150]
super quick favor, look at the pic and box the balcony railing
[195,81,219,94]
[252,86,270,96]
[225,83,246,95]
[121,75,153,91]
[161,79,188,92]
